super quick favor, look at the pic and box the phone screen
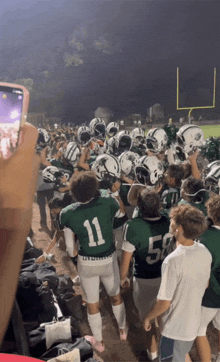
[0,85,24,159]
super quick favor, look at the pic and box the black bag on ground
[28,318,81,358]
[57,293,84,322]
[39,338,93,361]
[35,284,58,324]
[17,277,57,323]
[55,275,75,296]
[34,268,59,292]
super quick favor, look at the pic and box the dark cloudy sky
[0,0,219,123]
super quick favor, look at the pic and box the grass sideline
[144,125,220,139]
[200,125,220,139]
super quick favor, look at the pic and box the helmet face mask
[146,128,168,152]
[135,166,151,185]
[116,131,132,154]
[106,122,119,138]
[91,154,121,182]
[118,135,132,153]
[119,151,140,178]
[38,128,50,146]
[63,142,81,167]
[77,126,91,145]
[145,136,158,152]
[176,125,204,155]
[130,128,145,146]
[205,166,220,194]
[94,123,106,139]
[135,155,163,186]
[89,118,106,140]
[42,166,63,183]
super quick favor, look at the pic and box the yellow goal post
[176,67,216,118]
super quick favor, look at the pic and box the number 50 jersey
[59,195,120,258]
[123,215,174,279]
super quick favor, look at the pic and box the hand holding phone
[0,82,29,159]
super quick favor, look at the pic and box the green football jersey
[119,183,131,206]
[198,226,220,308]
[160,184,181,211]
[123,216,173,279]
[50,159,74,173]
[178,197,208,216]
[59,196,119,257]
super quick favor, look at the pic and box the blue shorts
[159,336,194,362]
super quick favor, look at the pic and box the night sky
[0,0,219,123]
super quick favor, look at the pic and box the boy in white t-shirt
[143,204,212,362]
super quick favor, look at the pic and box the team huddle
[34,118,220,362]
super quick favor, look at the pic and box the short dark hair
[70,171,99,203]
[181,176,206,203]
[48,197,65,210]
[167,164,184,188]
[170,204,207,239]
[205,195,220,224]
[138,189,162,218]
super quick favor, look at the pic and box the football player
[120,189,174,361]
[178,176,209,216]
[58,171,128,353]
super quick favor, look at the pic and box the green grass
[200,125,220,139]
[144,125,220,139]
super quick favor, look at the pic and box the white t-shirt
[157,241,212,341]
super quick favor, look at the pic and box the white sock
[112,302,126,329]
[87,312,102,342]
[147,350,158,361]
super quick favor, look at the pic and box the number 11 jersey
[59,195,120,257]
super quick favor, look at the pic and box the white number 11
[83,217,105,247]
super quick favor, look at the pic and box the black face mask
[135,166,150,185]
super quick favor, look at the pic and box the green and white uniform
[122,215,173,319]
[59,195,119,257]
[160,184,181,213]
[59,195,121,303]
[178,196,209,216]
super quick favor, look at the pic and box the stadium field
[200,125,220,138]
[144,124,220,138]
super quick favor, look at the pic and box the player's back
[124,215,173,279]
[60,195,119,257]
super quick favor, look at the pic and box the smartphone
[0,82,29,159]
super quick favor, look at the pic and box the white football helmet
[63,142,81,166]
[205,165,220,194]
[130,128,145,145]
[89,118,106,139]
[42,166,63,183]
[105,136,118,155]
[135,155,164,186]
[77,126,91,145]
[176,124,204,154]
[119,151,140,178]
[145,136,159,152]
[91,154,121,181]
[38,128,50,145]
[146,128,168,152]
[106,122,119,138]
[115,130,132,154]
